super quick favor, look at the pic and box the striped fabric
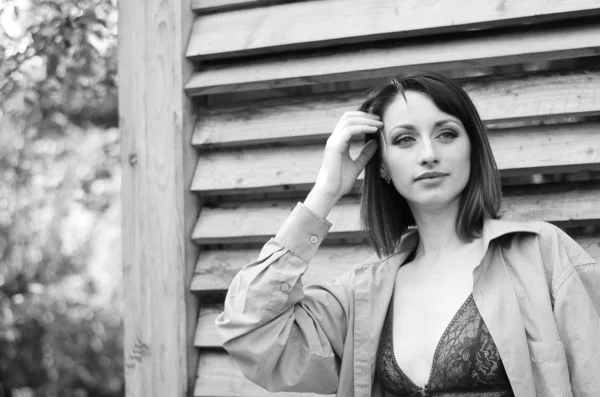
[215,203,600,397]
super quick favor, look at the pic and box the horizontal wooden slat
[193,245,377,293]
[192,0,293,14]
[189,0,600,60]
[192,182,600,244]
[185,22,600,95]
[192,122,600,194]
[193,234,599,348]
[192,71,600,148]
[195,305,224,348]
[195,351,331,397]
[191,234,600,294]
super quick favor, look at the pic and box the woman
[215,72,599,397]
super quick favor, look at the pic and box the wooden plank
[192,71,600,148]
[189,0,600,60]
[185,22,600,95]
[190,233,600,295]
[192,245,377,293]
[192,182,600,244]
[195,305,226,348]
[192,0,295,14]
[193,233,600,348]
[119,0,198,396]
[195,351,333,397]
[191,123,600,194]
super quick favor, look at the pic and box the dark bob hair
[359,71,502,257]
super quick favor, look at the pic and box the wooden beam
[191,123,600,195]
[192,71,600,148]
[185,22,600,95]
[193,233,599,348]
[195,352,333,397]
[192,182,600,244]
[189,0,600,60]
[119,0,199,396]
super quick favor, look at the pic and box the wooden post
[118,0,198,396]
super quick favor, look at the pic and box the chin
[407,191,463,210]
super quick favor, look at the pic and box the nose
[419,138,439,165]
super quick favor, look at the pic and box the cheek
[456,143,472,181]
[384,153,412,181]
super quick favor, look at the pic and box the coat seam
[554,267,575,295]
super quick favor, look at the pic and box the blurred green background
[0,1,122,396]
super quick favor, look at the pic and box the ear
[379,164,389,179]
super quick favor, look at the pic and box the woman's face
[380,90,471,210]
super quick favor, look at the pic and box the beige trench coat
[216,203,600,397]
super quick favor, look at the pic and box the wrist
[303,188,339,219]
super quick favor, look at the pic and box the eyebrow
[387,119,460,136]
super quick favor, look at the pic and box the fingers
[353,140,378,171]
[341,111,382,121]
[330,112,383,144]
[326,111,383,156]
[344,125,379,135]
[339,112,383,128]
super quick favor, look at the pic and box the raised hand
[304,111,382,218]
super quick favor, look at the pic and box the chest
[389,249,484,387]
[361,237,548,397]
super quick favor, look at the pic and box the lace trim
[376,292,513,397]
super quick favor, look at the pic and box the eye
[394,135,416,146]
[438,130,458,140]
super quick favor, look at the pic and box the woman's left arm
[551,230,600,397]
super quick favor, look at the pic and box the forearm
[304,188,339,220]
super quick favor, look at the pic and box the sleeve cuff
[274,202,332,262]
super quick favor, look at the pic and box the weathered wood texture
[193,245,378,293]
[192,71,600,148]
[195,352,331,397]
[192,182,600,244]
[189,0,600,59]
[192,0,297,14]
[185,22,600,95]
[119,0,198,396]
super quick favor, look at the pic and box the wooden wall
[186,1,600,396]
[119,0,199,396]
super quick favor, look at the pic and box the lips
[415,172,448,181]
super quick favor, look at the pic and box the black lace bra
[375,292,515,397]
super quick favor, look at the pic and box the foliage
[0,0,122,396]
[1,0,118,129]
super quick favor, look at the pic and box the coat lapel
[473,242,536,397]
[473,218,540,397]
[353,231,419,397]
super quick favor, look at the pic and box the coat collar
[393,217,541,258]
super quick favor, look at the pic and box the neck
[409,199,466,259]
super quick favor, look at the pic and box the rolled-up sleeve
[215,203,351,394]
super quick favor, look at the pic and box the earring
[384,175,391,185]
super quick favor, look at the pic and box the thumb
[353,139,378,171]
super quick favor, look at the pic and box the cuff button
[281,283,290,292]
[309,235,318,244]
